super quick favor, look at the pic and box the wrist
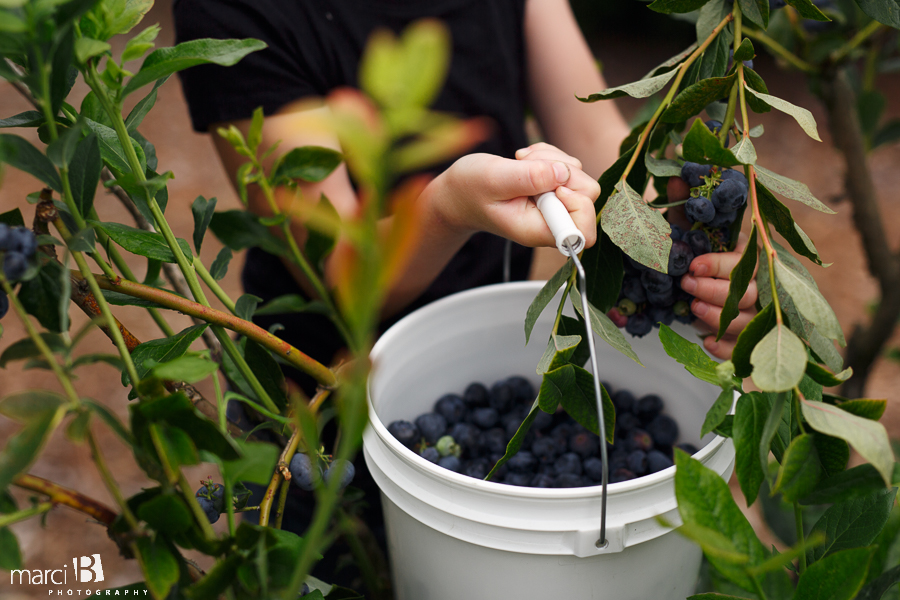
[420,170,476,243]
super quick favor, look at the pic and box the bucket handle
[536,190,609,550]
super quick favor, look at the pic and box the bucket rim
[366,280,728,500]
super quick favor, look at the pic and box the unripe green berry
[435,435,461,458]
[617,298,637,316]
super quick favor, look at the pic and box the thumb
[484,158,571,199]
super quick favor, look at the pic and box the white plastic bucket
[363,281,735,599]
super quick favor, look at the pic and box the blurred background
[0,1,898,596]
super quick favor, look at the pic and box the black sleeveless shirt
[174,0,534,392]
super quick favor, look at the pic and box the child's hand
[679,232,758,360]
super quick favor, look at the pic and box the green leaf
[702,388,736,438]
[222,439,280,486]
[557,315,590,368]
[209,210,287,256]
[209,247,232,281]
[272,146,343,183]
[801,400,894,485]
[0,391,65,422]
[101,289,167,310]
[754,165,834,214]
[0,209,25,227]
[571,289,642,366]
[126,323,209,385]
[730,136,757,165]
[682,118,741,167]
[577,67,679,102]
[84,118,145,175]
[785,0,831,19]
[772,433,821,502]
[46,121,84,168]
[18,260,67,332]
[68,133,101,218]
[581,229,623,313]
[759,392,787,484]
[601,179,672,271]
[137,492,193,534]
[672,520,750,565]
[717,226,758,341]
[0,527,22,570]
[150,355,219,384]
[235,293,262,322]
[801,464,887,506]
[84,400,134,445]
[244,340,287,410]
[123,38,267,97]
[0,111,43,128]
[733,392,769,506]
[645,155,684,178]
[662,75,736,124]
[184,554,243,600]
[795,547,873,600]
[805,362,851,387]
[524,261,571,344]
[254,294,329,317]
[0,333,67,368]
[734,39,756,63]
[0,134,62,192]
[812,432,849,477]
[750,325,807,392]
[0,409,61,492]
[649,0,712,14]
[536,334,581,375]
[855,564,900,600]
[774,260,844,345]
[134,536,179,599]
[699,34,730,81]
[744,88,822,141]
[134,393,240,461]
[837,398,886,421]
[674,451,769,592]
[541,364,615,443]
[190,196,217,253]
[122,23,161,62]
[125,77,167,132]
[659,324,721,386]
[74,37,110,63]
[93,221,193,263]
[740,0,770,27]
[733,302,775,379]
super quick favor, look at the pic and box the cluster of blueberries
[612,134,750,338]
[0,224,38,319]
[387,376,696,488]
[288,453,356,492]
[196,483,226,524]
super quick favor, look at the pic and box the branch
[14,473,117,525]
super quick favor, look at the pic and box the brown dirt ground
[0,4,898,597]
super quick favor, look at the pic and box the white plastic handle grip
[535,191,585,256]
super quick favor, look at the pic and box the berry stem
[259,422,304,527]
[831,20,883,63]
[272,478,291,530]
[552,278,573,336]
[794,501,807,574]
[746,167,782,325]
[613,12,735,198]
[741,29,817,74]
[0,501,53,528]
[734,5,752,144]
[86,430,139,529]
[13,473,117,524]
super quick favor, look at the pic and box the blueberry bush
[0,0,899,599]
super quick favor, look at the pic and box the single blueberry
[196,483,225,513]
[612,390,635,415]
[503,472,532,486]
[450,422,482,455]
[323,458,355,490]
[647,414,679,447]
[705,120,730,148]
[464,457,491,479]
[621,276,647,304]
[438,455,462,473]
[507,451,537,473]
[197,496,220,524]
[555,473,586,488]
[684,230,712,256]
[625,313,653,338]
[300,583,311,597]
[419,446,440,463]
[471,407,499,430]
[669,223,685,241]
[685,196,716,224]
[681,162,711,188]
[506,376,535,403]
[667,240,695,277]
[533,409,554,431]
[616,412,641,434]
[568,431,599,458]
[289,453,322,491]
[610,468,637,484]
[483,427,508,454]
[531,436,560,463]
[626,428,654,453]
[9,228,37,257]
[647,450,674,473]
[463,382,490,408]
[3,252,28,281]
[387,420,420,448]
[626,450,648,475]
[583,456,605,482]
[636,395,665,423]
[489,381,515,413]
[708,209,737,228]
[554,452,583,476]
[434,394,466,425]
[646,286,675,308]
[720,168,748,187]
[415,412,448,444]
[609,450,629,472]
[530,473,556,488]
[641,270,673,294]
[711,178,748,212]
[647,305,675,328]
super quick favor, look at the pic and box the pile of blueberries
[613,128,750,338]
[0,224,38,319]
[387,375,697,488]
